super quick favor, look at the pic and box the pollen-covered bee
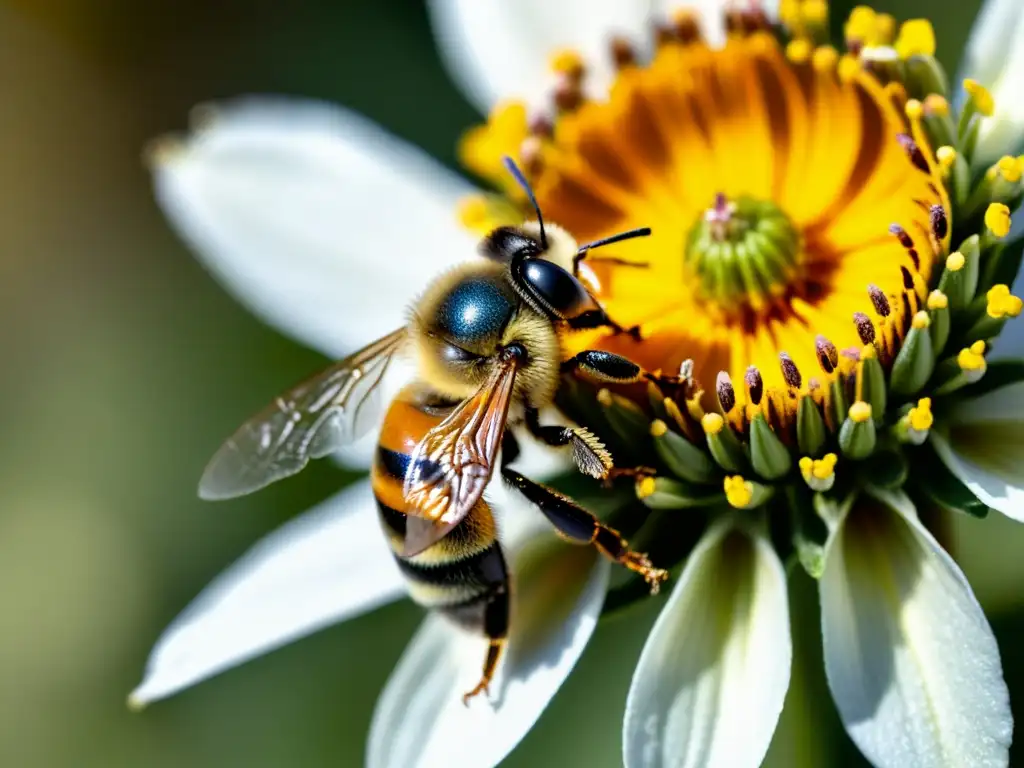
[198,159,667,703]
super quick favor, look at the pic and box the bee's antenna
[502,156,547,249]
[575,227,652,269]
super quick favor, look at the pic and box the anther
[853,312,876,344]
[927,290,949,310]
[527,113,554,139]
[900,266,914,291]
[745,366,764,405]
[553,76,584,112]
[670,8,701,44]
[610,37,636,70]
[889,223,914,249]
[936,146,957,172]
[716,371,736,413]
[779,352,802,389]
[896,133,929,173]
[549,49,585,81]
[924,94,950,117]
[963,79,995,117]
[815,335,839,374]
[985,203,1012,239]
[868,285,891,317]
[930,205,949,241]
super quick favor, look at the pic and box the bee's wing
[199,329,406,500]
[400,360,518,555]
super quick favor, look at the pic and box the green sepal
[929,304,951,355]
[828,378,848,432]
[965,313,1007,344]
[749,412,792,480]
[785,485,829,579]
[637,477,723,510]
[652,426,717,484]
[796,396,826,457]
[904,54,949,100]
[860,354,888,425]
[839,414,876,459]
[959,235,981,301]
[860,446,909,489]
[599,389,650,443]
[889,324,935,395]
[938,260,967,310]
[646,380,668,421]
[705,423,748,473]
[911,440,991,518]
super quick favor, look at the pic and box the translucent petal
[623,521,791,768]
[931,382,1024,522]
[366,527,609,768]
[129,480,402,706]
[152,98,477,359]
[820,490,1012,767]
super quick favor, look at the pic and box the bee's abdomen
[372,386,510,626]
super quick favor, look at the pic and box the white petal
[959,0,1024,165]
[623,520,791,768]
[426,0,658,112]
[153,98,477,359]
[820,489,1012,768]
[930,382,1024,522]
[367,524,609,768]
[129,480,403,706]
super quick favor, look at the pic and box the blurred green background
[1,0,1021,765]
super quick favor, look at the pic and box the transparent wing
[199,329,406,500]
[402,360,518,543]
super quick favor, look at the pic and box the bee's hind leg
[521,407,614,480]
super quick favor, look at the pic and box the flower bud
[839,402,876,459]
[889,311,936,395]
[749,412,792,480]
[650,419,717,484]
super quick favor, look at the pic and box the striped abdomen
[371,384,509,638]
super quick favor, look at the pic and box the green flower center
[684,194,801,311]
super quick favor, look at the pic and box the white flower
[959,0,1024,167]
[137,1,1019,766]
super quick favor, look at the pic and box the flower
[136,1,1024,767]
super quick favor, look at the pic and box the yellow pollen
[997,156,1023,183]
[812,45,839,71]
[787,38,813,63]
[894,19,936,58]
[958,343,987,372]
[802,0,828,25]
[650,419,668,437]
[724,476,754,508]
[636,476,657,499]
[458,196,490,230]
[845,6,877,42]
[702,412,725,435]
[875,14,896,44]
[549,49,584,78]
[849,401,872,423]
[985,203,1012,238]
[908,397,934,432]
[800,452,837,482]
[936,145,957,172]
[911,310,930,330]
[838,54,861,83]
[923,94,949,117]
[927,290,949,310]
[946,251,965,271]
[986,285,1024,318]
[964,79,995,116]
[904,99,923,121]
[597,388,613,407]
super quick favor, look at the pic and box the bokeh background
[1,0,1021,765]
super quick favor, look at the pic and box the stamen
[745,366,764,405]
[900,265,915,291]
[787,38,813,63]
[929,205,948,240]
[963,79,995,117]
[889,223,914,249]
[894,19,936,58]
[779,352,802,388]
[716,371,736,413]
[610,37,637,70]
[849,401,872,423]
[553,76,584,112]
[868,285,891,317]
[853,312,876,344]
[723,476,754,508]
[815,335,839,374]
[923,94,950,117]
[986,285,1023,319]
[997,156,1023,183]
[927,290,948,310]
[799,453,837,491]
[985,203,1012,238]
[896,133,929,173]
[669,8,702,44]
[549,49,585,81]
[701,412,725,435]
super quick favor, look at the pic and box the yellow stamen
[923,94,949,117]
[597,388,614,407]
[911,310,930,330]
[724,476,754,508]
[894,19,936,58]
[964,79,995,116]
[997,156,1023,183]
[946,251,965,271]
[958,341,987,371]
[986,285,1023,318]
[802,0,828,25]
[849,401,872,423]
[457,102,529,188]
[927,290,948,310]
[636,476,657,499]
[786,38,813,63]
[702,412,725,435]
[936,145,957,173]
[837,54,861,83]
[904,99,923,121]
[650,419,668,437]
[845,6,877,43]
[549,49,584,78]
[861,343,877,360]
[800,452,837,481]
[458,196,490,231]
[812,45,839,71]
[985,203,1012,238]
[908,397,933,431]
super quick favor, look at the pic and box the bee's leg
[460,592,508,706]
[499,440,667,593]
[566,308,644,341]
[559,350,644,383]
[522,407,613,480]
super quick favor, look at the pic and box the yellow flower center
[458,12,950,419]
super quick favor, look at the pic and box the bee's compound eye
[515,258,599,320]
[435,277,515,343]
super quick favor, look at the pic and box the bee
[198,158,668,703]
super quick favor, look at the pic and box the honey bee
[198,159,668,703]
